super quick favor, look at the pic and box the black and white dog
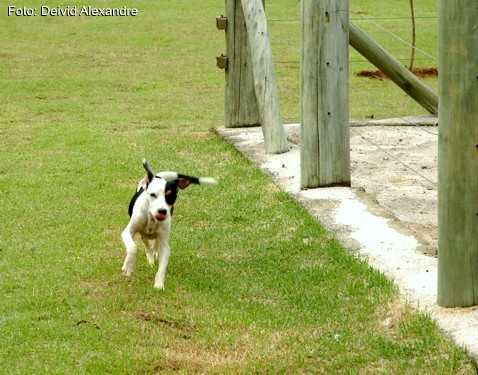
[121,160,217,290]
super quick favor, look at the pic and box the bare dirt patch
[346,120,438,256]
[355,67,438,80]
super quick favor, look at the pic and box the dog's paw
[154,273,165,290]
[154,270,166,290]
[121,265,132,277]
[145,253,155,266]
[122,269,132,277]
[122,254,136,276]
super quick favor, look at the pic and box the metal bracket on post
[216,15,227,30]
[216,16,228,69]
[216,54,228,69]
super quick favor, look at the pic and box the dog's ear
[177,176,192,190]
[142,159,155,187]
[175,175,218,189]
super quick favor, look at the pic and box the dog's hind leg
[154,240,171,290]
[142,237,157,266]
[121,227,137,276]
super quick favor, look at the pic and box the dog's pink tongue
[154,213,167,221]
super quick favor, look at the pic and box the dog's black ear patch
[165,181,179,206]
[128,187,144,217]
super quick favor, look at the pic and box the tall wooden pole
[301,0,350,188]
[224,0,261,128]
[241,0,289,154]
[437,0,478,307]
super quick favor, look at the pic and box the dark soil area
[355,67,438,79]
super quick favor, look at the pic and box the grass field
[1,0,476,373]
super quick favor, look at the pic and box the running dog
[121,160,217,290]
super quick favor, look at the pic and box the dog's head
[136,159,221,222]
[140,162,195,222]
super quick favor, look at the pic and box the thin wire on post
[325,61,438,189]
[327,112,438,189]
[356,14,438,61]
[327,62,438,136]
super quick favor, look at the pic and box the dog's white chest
[140,217,163,239]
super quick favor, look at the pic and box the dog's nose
[157,209,167,215]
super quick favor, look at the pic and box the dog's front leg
[121,226,137,276]
[154,240,171,290]
[142,237,156,266]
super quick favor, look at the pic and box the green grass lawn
[0,0,476,373]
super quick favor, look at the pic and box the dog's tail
[196,176,219,185]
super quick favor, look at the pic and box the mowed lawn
[0,0,476,374]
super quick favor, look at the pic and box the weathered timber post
[300,0,351,188]
[241,0,289,154]
[222,0,261,128]
[349,22,438,115]
[437,0,478,307]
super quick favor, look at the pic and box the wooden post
[437,1,478,307]
[300,0,351,188]
[224,0,261,128]
[349,22,438,115]
[241,0,289,154]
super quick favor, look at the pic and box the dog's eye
[150,193,157,198]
